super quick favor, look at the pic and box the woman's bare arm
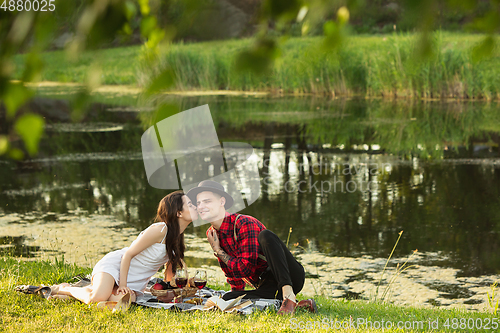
[116,224,167,295]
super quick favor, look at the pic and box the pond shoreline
[23,81,500,102]
[1,212,498,312]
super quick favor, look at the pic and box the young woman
[50,191,197,304]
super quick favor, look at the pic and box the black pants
[222,229,305,301]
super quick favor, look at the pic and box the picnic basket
[150,287,197,298]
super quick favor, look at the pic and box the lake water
[1,89,500,310]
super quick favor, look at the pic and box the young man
[187,180,316,315]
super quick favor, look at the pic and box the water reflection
[2,148,500,276]
[0,236,40,257]
[1,95,500,279]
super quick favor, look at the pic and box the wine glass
[175,268,188,300]
[194,270,207,297]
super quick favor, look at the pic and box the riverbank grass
[1,257,498,332]
[13,33,500,100]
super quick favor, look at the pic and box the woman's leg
[55,272,116,304]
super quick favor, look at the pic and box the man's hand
[207,227,220,252]
[207,227,231,264]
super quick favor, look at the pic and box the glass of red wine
[175,268,188,300]
[194,270,207,297]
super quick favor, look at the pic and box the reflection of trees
[240,154,500,275]
[4,138,500,274]
[153,96,496,158]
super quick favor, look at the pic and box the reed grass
[151,32,499,100]
[373,230,404,302]
[487,281,499,315]
[14,32,500,100]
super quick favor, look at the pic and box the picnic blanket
[16,276,281,315]
[135,278,281,315]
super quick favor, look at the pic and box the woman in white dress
[50,191,197,304]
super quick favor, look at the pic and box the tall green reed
[487,281,499,315]
[140,33,499,100]
[372,230,418,303]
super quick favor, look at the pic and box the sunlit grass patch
[1,256,498,332]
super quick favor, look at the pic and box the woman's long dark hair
[155,191,186,274]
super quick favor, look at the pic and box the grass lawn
[12,32,500,100]
[1,257,498,332]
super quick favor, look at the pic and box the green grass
[12,32,500,100]
[1,256,498,332]
[13,47,141,85]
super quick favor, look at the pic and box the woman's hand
[164,261,175,282]
[116,285,133,295]
[169,276,177,288]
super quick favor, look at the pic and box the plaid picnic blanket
[16,276,281,315]
[135,278,281,315]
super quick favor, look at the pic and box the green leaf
[235,38,280,75]
[0,135,8,155]
[145,68,176,96]
[472,11,500,34]
[447,0,475,10]
[14,113,44,156]
[71,90,91,122]
[8,148,24,160]
[472,36,495,63]
[33,12,57,50]
[137,0,150,15]
[86,3,129,49]
[3,82,33,118]
[153,104,179,124]
[322,21,344,51]
[9,12,35,45]
[141,16,157,38]
[415,32,435,61]
[263,0,302,21]
[145,28,166,50]
[124,0,137,20]
[22,52,44,82]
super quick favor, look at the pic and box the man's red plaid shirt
[207,212,268,291]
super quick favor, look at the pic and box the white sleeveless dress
[91,222,169,295]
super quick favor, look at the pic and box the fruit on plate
[185,297,203,305]
[152,283,164,290]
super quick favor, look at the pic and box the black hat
[186,180,234,209]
